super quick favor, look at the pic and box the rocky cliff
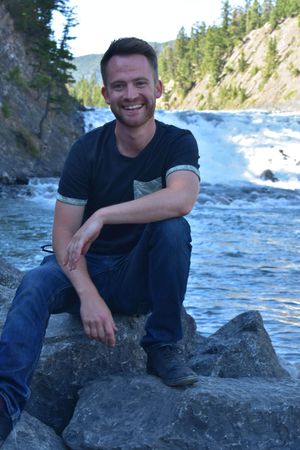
[163,17,300,111]
[0,3,84,184]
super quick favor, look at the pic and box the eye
[136,80,148,88]
[112,82,124,91]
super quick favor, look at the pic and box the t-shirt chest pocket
[133,177,162,199]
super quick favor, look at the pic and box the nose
[124,83,138,99]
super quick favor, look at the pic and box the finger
[104,323,116,347]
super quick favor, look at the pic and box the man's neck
[115,120,156,158]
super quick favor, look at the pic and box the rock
[0,3,84,183]
[0,257,23,289]
[1,259,299,449]
[189,310,289,378]
[0,285,14,320]
[25,309,197,433]
[63,374,300,450]
[260,169,279,182]
[2,412,67,449]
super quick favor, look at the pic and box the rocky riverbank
[0,258,300,449]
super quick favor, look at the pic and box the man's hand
[80,293,117,346]
[64,212,104,271]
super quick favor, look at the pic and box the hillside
[162,17,300,111]
[0,3,84,184]
[72,54,102,83]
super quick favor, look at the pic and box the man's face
[101,54,162,128]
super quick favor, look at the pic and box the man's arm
[52,201,117,346]
[65,170,200,271]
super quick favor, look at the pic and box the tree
[262,37,279,82]
[4,0,77,138]
[261,0,274,23]
[174,27,193,95]
[188,21,206,80]
[221,0,232,32]
[246,0,262,32]
[238,49,248,72]
[201,26,227,85]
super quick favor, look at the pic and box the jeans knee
[150,217,191,248]
[13,261,69,312]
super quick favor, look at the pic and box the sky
[53,0,246,57]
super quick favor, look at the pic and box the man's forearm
[52,230,96,296]
[96,181,198,226]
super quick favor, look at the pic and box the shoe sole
[147,368,199,387]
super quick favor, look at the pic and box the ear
[101,86,110,104]
[155,79,163,99]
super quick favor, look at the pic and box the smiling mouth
[123,104,143,110]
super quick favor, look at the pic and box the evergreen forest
[69,0,300,108]
[158,0,300,101]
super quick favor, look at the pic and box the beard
[109,97,156,128]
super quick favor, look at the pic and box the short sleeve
[57,138,90,206]
[165,131,200,181]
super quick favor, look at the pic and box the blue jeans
[0,218,191,424]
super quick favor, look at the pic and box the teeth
[124,105,142,110]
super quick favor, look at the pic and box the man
[0,37,200,443]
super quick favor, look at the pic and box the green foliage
[15,128,39,157]
[284,89,297,100]
[7,66,26,88]
[201,25,228,85]
[3,0,78,139]
[68,75,106,107]
[1,100,11,119]
[250,65,260,76]
[225,65,235,74]
[270,0,300,29]
[156,0,300,106]
[246,0,262,32]
[262,36,279,82]
[238,49,248,72]
[4,0,76,101]
[174,27,194,95]
[288,62,300,76]
[218,83,248,105]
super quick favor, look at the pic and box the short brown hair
[100,37,158,84]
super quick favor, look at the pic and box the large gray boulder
[2,412,67,450]
[0,257,23,289]
[190,310,289,379]
[26,309,197,432]
[1,257,299,449]
[63,374,300,450]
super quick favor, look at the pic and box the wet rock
[260,169,279,182]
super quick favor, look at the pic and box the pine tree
[174,27,193,95]
[238,49,248,72]
[262,36,279,82]
[246,0,262,32]
[261,0,274,23]
[188,21,206,79]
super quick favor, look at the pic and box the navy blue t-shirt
[57,119,200,254]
